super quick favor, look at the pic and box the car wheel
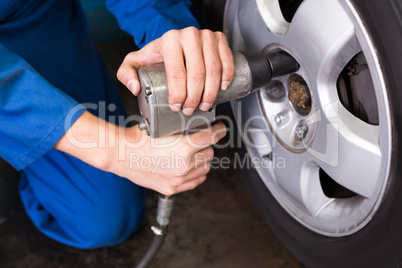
[224,0,402,267]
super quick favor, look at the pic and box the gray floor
[0,38,306,268]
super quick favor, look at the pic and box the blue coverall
[0,0,199,249]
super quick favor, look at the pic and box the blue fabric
[19,149,145,249]
[0,44,85,170]
[0,0,147,248]
[106,0,200,48]
[0,0,124,170]
[0,0,197,248]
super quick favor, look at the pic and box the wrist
[54,111,121,172]
[107,124,143,174]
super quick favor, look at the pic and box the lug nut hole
[288,75,311,116]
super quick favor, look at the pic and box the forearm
[54,110,128,173]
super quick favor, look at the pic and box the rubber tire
[234,1,402,267]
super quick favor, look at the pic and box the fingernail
[127,79,140,95]
[221,81,230,90]
[182,108,195,116]
[199,102,212,111]
[170,103,182,112]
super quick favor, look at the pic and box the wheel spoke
[272,144,335,216]
[310,102,381,198]
[273,144,305,203]
[284,0,360,90]
[237,0,283,51]
[255,0,290,36]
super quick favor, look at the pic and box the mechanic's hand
[117,27,235,116]
[55,111,227,195]
[113,121,227,195]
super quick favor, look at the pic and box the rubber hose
[135,231,167,268]
[135,195,175,268]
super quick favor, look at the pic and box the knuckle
[180,162,191,174]
[171,176,185,187]
[187,67,205,81]
[206,62,222,77]
[184,26,199,37]
[181,147,192,158]
[180,166,190,176]
[206,147,214,159]
[163,29,178,39]
[169,68,187,79]
[214,31,226,41]
[163,187,177,196]
[201,29,215,40]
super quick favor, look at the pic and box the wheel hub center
[288,76,311,116]
[260,46,317,153]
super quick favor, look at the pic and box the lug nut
[295,124,308,140]
[265,80,286,102]
[274,112,288,127]
[275,114,283,126]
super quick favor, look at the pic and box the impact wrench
[135,50,299,268]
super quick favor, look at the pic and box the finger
[186,121,227,152]
[166,162,210,193]
[161,30,188,112]
[175,163,210,192]
[194,146,215,166]
[215,32,235,90]
[184,146,215,172]
[199,30,222,111]
[172,175,207,194]
[187,163,211,180]
[181,27,205,116]
[117,52,141,96]
[117,42,163,96]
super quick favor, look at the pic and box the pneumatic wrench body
[137,51,299,138]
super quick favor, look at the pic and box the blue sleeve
[106,0,200,48]
[0,43,85,170]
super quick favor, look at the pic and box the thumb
[116,40,164,96]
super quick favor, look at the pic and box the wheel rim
[224,0,391,236]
